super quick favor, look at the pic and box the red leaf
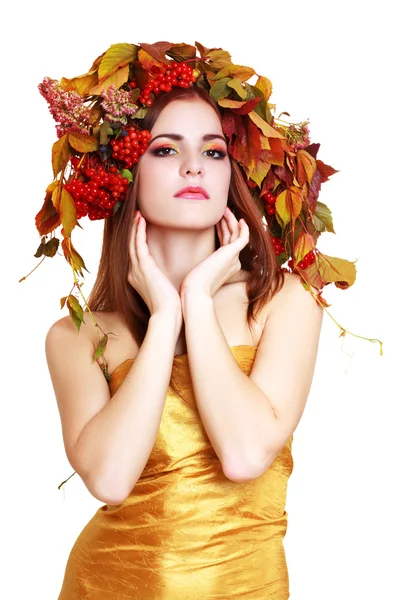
[316,159,339,182]
[35,191,61,235]
[218,97,261,115]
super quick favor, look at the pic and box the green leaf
[120,169,133,182]
[209,77,231,102]
[93,334,108,362]
[314,201,335,233]
[66,295,85,331]
[52,134,71,177]
[132,107,148,119]
[99,121,113,145]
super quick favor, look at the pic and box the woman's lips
[174,186,209,200]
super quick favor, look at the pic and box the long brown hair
[88,86,284,347]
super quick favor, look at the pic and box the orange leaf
[316,159,339,182]
[138,48,166,72]
[264,137,284,166]
[276,187,302,227]
[218,97,261,114]
[60,188,77,237]
[35,190,60,235]
[60,71,98,95]
[52,134,71,177]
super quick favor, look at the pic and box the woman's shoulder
[45,310,126,356]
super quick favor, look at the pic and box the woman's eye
[203,149,227,159]
[152,147,177,157]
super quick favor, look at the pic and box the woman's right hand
[128,211,183,327]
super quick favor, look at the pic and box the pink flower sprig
[38,77,92,138]
[100,84,139,125]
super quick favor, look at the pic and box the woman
[41,42,329,599]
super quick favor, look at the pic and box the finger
[135,215,149,263]
[237,219,250,247]
[219,216,231,245]
[129,212,140,267]
[224,207,240,242]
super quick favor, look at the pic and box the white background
[2,0,398,598]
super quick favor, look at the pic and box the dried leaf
[167,43,197,62]
[52,134,71,178]
[218,97,261,115]
[42,237,60,257]
[60,296,67,309]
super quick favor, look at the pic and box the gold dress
[58,345,294,599]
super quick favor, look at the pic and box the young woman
[42,44,327,599]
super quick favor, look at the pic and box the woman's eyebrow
[147,133,227,146]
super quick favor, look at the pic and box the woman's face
[137,98,231,229]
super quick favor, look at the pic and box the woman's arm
[182,273,323,482]
[46,311,180,505]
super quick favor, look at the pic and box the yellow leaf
[68,132,99,153]
[60,71,98,95]
[296,150,316,186]
[248,111,283,139]
[60,188,77,237]
[51,181,62,211]
[244,160,270,188]
[52,134,71,177]
[89,64,129,95]
[98,43,137,81]
[255,75,273,102]
[61,238,87,276]
[316,253,357,289]
[212,64,256,82]
[227,78,247,99]
[294,233,315,265]
[276,187,302,227]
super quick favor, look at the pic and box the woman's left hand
[180,206,249,299]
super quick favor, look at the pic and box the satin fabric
[58,345,294,599]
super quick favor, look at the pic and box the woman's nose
[180,154,204,177]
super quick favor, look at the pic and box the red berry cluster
[271,237,285,256]
[110,127,152,169]
[288,250,316,271]
[129,61,197,107]
[65,157,130,220]
[263,190,277,215]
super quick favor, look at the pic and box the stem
[58,471,76,490]
[19,257,46,282]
